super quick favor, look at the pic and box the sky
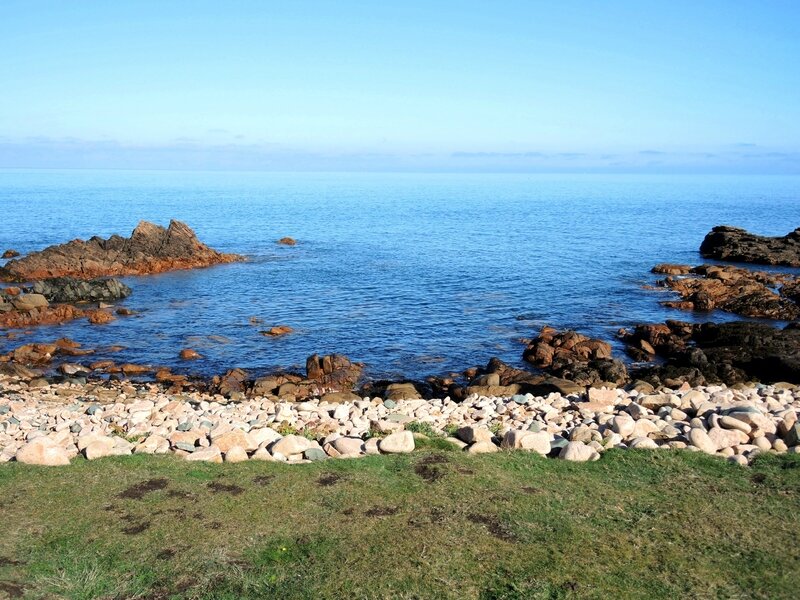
[0,1,799,172]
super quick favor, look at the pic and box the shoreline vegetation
[0,450,797,599]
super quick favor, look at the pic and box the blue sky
[1,1,798,172]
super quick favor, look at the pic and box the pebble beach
[3,373,798,467]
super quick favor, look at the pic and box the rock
[271,435,313,457]
[0,303,85,328]
[629,437,659,450]
[785,423,800,447]
[2,220,242,281]
[321,391,361,403]
[212,429,256,453]
[84,437,120,460]
[652,264,692,275]
[332,436,364,455]
[261,325,294,337]
[31,277,131,304]
[384,382,422,401]
[15,438,70,466]
[12,343,58,364]
[718,415,751,434]
[501,430,550,455]
[88,310,115,324]
[378,431,415,454]
[215,368,248,397]
[707,426,751,450]
[611,414,636,438]
[134,435,170,454]
[627,320,800,386]
[688,427,717,454]
[700,225,800,268]
[277,237,297,246]
[523,326,627,386]
[185,446,223,462]
[12,293,49,311]
[305,353,363,393]
[455,426,494,444]
[2,249,20,259]
[639,394,677,411]
[467,440,499,454]
[304,447,327,461]
[179,349,202,360]
[656,264,799,320]
[224,446,249,463]
[558,441,599,462]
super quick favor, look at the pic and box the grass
[0,448,798,599]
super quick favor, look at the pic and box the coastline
[2,372,798,466]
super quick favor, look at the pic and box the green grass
[0,449,798,599]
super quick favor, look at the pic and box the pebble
[0,375,797,467]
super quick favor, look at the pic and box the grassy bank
[0,445,798,599]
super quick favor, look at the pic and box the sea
[1,170,798,380]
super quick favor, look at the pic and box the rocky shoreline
[2,373,798,467]
[2,222,799,467]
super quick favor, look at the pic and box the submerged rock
[1,219,242,281]
[700,225,800,267]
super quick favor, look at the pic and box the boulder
[185,446,223,463]
[378,431,415,454]
[455,426,494,444]
[15,438,70,466]
[467,440,499,454]
[558,442,599,462]
[271,435,313,457]
[12,293,48,311]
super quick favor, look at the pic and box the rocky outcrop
[700,225,800,267]
[1,249,19,259]
[31,277,131,304]
[0,303,86,328]
[657,264,799,320]
[523,326,628,386]
[621,320,800,386]
[1,220,242,281]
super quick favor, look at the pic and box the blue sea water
[1,170,798,380]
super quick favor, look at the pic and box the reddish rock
[261,325,294,337]
[54,337,81,350]
[306,353,363,391]
[87,310,115,325]
[1,220,243,281]
[277,237,297,246]
[523,327,627,386]
[2,249,20,259]
[3,286,20,296]
[179,348,202,360]
[651,264,692,275]
[656,264,799,320]
[11,343,58,364]
[215,368,248,397]
[121,364,152,375]
[89,359,116,370]
[0,304,85,328]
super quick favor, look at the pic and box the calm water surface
[1,170,798,379]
